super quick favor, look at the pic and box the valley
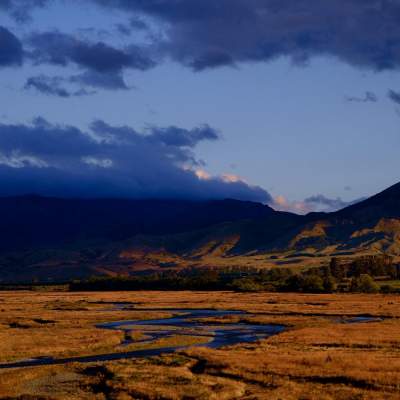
[0,291,399,399]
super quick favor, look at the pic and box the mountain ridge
[1,182,400,282]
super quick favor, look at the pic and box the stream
[0,307,285,369]
[0,305,383,370]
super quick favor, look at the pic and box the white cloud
[273,195,312,214]
[82,156,113,168]
[0,151,48,169]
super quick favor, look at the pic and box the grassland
[0,291,399,399]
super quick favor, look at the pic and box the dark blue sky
[1,0,400,213]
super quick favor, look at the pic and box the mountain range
[2,182,400,282]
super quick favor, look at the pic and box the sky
[1,0,400,213]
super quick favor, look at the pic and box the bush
[280,273,325,293]
[380,284,397,294]
[330,257,346,280]
[323,274,337,292]
[301,274,325,293]
[350,274,380,293]
[230,278,264,292]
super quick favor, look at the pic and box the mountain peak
[335,181,400,220]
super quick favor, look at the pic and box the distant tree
[385,264,398,279]
[280,274,302,292]
[301,274,325,293]
[349,255,394,278]
[322,265,337,292]
[260,268,293,284]
[230,278,263,292]
[380,284,396,294]
[350,274,380,293]
[330,258,345,280]
[323,274,337,292]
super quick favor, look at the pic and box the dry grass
[0,292,176,362]
[121,334,212,352]
[0,291,399,399]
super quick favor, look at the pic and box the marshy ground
[0,291,399,399]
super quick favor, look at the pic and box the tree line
[70,254,400,294]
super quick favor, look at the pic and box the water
[342,316,383,324]
[0,305,383,370]
[0,307,285,369]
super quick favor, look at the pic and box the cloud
[28,31,155,72]
[272,195,312,215]
[89,0,400,72]
[0,0,49,22]
[24,75,95,98]
[388,89,400,105]
[69,71,129,90]
[116,18,148,36]
[6,1,400,75]
[29,31,154,69]
[273,193,365,214]
[194,169,248,184]
[0,151,48,169]
[26,31,156,90]
[82,156,113,168]
[146,124,219,148]
[346,91,378,103]
[128,17,149,31]
[115,23,132,37]
[303,194,365,212]
[0,26,23,67]
[0,118,270,202]
[190,52,236,71]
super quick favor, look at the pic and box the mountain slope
[119,182,400,268]
[334,182,400,220]
[1,182,400,282]
[0,196,274,252]
[275,182,400,256]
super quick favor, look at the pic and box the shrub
[323,274,337,292]
[350,274,380,293]
[230,278,264,292]
[380,284,396,294]
[301,274,325,293]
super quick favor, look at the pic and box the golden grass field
[0,291,399,399]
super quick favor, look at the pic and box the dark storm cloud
[24,30,156,91]
[28,31,155,72]
[88,0,400,72]
[0,118,270,202]
[115,18,149,36]
[6,1,400,73]
[115,23,132,36]
[0,26,23,67]
[24,75,94,98]
[148,125,219,148]
[388,89,400,105]
[129,17,149,31]
[4,1,400,92]
[25,75,70,98]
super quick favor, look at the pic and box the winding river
[0,305,383,370]
[0,307,285,369]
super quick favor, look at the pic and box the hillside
[1,182,400,282]
[0,196,273,251]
